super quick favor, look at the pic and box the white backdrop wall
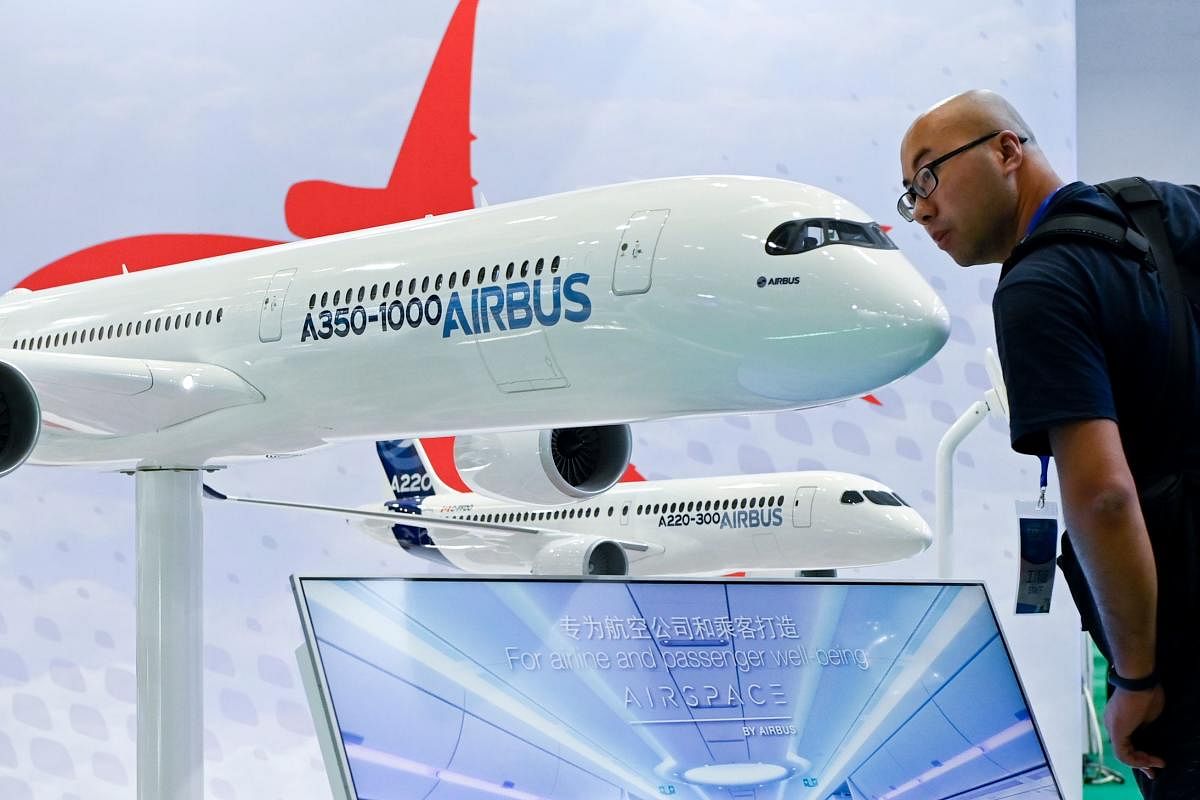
[0,3,1079,798]
[1078,0,1200,183]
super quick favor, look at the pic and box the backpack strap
[1097,177,1200,299]
[1005,214,1149,272]
[1002,178,1195,478]
[1096,178,1194,403]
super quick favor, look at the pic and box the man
[899,90,1200,797]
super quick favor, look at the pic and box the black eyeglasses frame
[897,130,1029,221]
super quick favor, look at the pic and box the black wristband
[1107,664,1158,691]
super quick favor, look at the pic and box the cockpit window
[828,220,872,244]
[892,492,910,507]
[840,490,864,505]
[863,490,903,507]
[766,219,898,255]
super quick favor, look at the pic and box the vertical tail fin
[376,439,445,501]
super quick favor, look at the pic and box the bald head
[898,90,1063,266]
[903,90,1037,174]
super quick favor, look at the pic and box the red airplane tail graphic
[419,437,472,493]
[420,436,645,495]
[16,0,480,291]
[285,0,479,239]
[16,234,283,292]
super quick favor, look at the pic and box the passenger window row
[12,307,225,351]
[308,255,563,311]
[633,495,786,516]
[468,503,602,524]
[391,489,908,528]
[440,494,790,525]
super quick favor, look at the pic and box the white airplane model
[206,439,933,576]
[0,176,948,500]
[0,175,947,800]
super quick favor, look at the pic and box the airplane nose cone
[738,249,949,404]
[873,507,934,563]
[909,512,935,554]
[885,277,951,376]
[865,509,933,565]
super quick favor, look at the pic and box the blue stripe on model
[376,439,437,500]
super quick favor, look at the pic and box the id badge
[1014,500,1059,614]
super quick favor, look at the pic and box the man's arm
[1050,418,1156,674]
[1049,418,1165,773]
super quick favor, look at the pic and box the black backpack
[1003,177,1200,688]
[1005,177,1196,384]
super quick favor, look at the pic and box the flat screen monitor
[292,577,1062,800]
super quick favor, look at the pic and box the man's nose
[914,194,936,224]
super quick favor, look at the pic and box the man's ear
[998,130,1024,174]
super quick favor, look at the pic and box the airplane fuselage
[376,471,932,574]
[0,176,948,470]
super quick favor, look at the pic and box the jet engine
[454,425,632,506]
[0,362,41,477]
[531,537,628,576]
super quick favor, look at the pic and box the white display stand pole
[935,400,991,578]
[934,349,1009,579]
[136,469,204,800]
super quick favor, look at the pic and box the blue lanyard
[1027,186,1066,237]
[1028,188,1061,506]
[1038,455,1050,509]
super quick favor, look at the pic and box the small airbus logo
[757,276,800,288]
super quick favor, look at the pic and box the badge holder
[1015,456,1058,614]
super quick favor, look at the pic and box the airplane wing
[200,484,658,555]
[1,351,263,436]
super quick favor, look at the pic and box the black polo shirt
[992,180,1200,482]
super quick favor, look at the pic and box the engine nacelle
[531,537,629,576]
[454,425,632,506]
[0,362,41,477]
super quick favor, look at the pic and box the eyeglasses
[897,130,1027,221]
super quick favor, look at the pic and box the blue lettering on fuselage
[562,273,591,323]
[443,292,471,337]
[506,282,533,330]
[480,285,506,333]
[720,508,784,530]
[534,277,562,325]
[300,272,593,343]
[440,273,592,338]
